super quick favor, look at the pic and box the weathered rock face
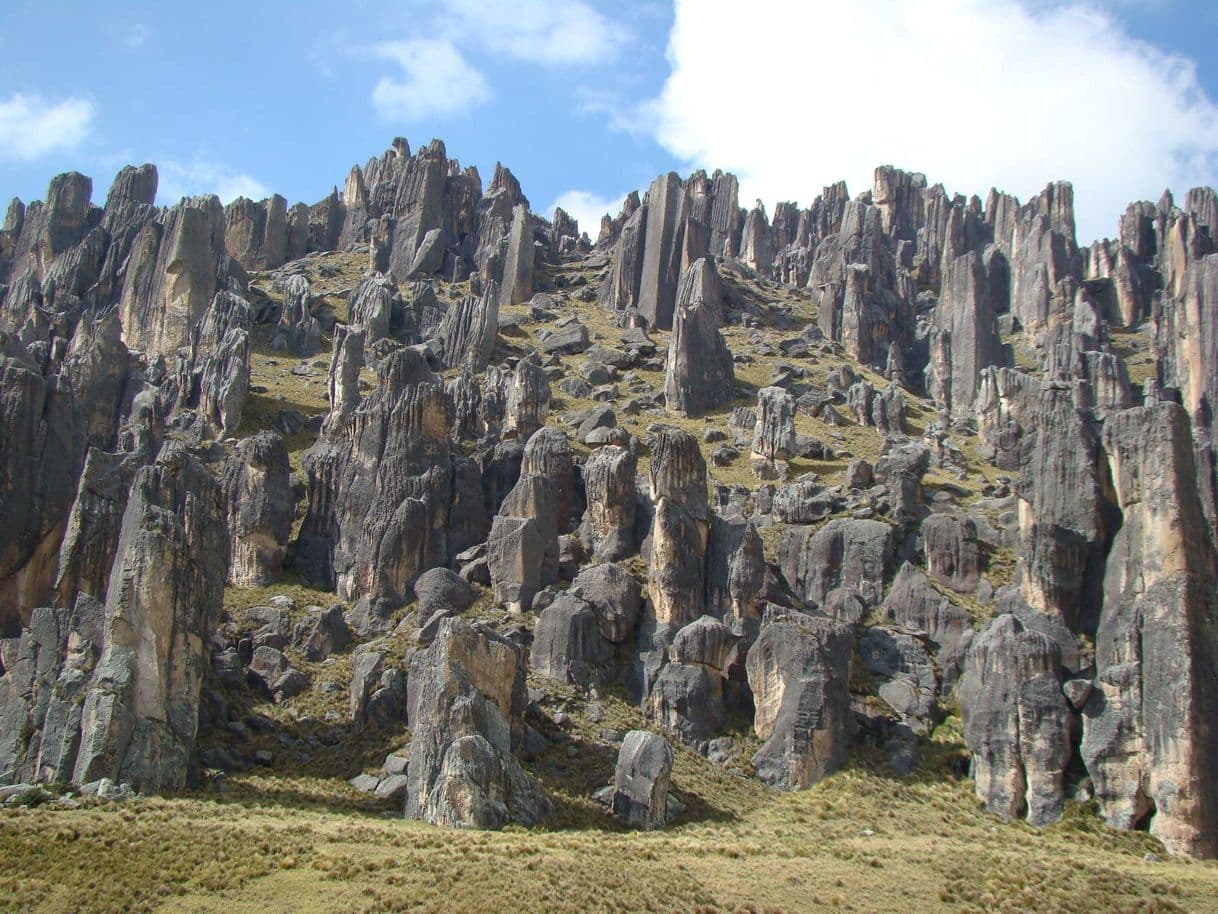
[346,273,395,346]
[494,427,575,597]
[778,518,894,609]
[922,514,982,594]
[600,203,647,312]
[529,594,610,686]
[486,515,544,613]
[569,562,641,643]
[648,430,710,628]
[1013,381,1111,636]
[880,563,975,689]
[295,345,482,613]
[119,194,240,359]
[175,291,251,438]
[747,613,853,790]
[959,613,1072,826]
[751,386,796,462]
[738,203,773,277]
[224,194,288,272]
[0,315,134,632]
[1082,403,1218,857]
[859,627,938,730]
[928,251,1007,420]
[648,615,738,745]
[638,173,687,330]
[664,259,734,417]
[221,431,293,587]
[271,274,320,357]
[499,205,534,308]
[406,619,551,829]
[612,730,673,830]
[812,201,912,369]
[503,351,549,440]
[440,280,499,372]
[76,445,224,792]
[579,443,638,562]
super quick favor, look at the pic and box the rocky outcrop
[0,315,133,631]
[751,386,796,473]
[346,273,395,345]
[647,430,710,628]
[747,613,853,790]
[612,730,673,830]
[664,259,734,417]
[922,514,982,594]
[569,562,641,643]
[221,431,293,587]
[224,195,288,272]
[0,444,227,792]
[880,563,974,689]
[960,613,1072,826]
[175,291,251,438]
[499,205,534,308]
[579,443,638,562]
[1082,403,1218,857]
[778,518,894,609]
[638,173,687,330]
[406,619,551,828]
[648,615,738,745]
[440,280,499,372]
[295,345,484,617]
[928,251,1007,420]
[529,594,610,686]
[119,194,239,359]
[503,352,549,440]
[271,275,320,357]
[599,203,647,312]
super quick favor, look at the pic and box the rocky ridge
[1,141,1217,862]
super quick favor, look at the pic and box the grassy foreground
[3,692,1217,914]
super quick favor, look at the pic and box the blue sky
[1,0,1216,244]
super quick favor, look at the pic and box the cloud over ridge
[648,0,1218,243]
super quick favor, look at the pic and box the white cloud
[0,93,93,160]
[649,0,1218,243]
[372,39,492,121]
[157,160,270,206]
[548,189,629,237]
[445,0,628,66]
[124,23,150,50]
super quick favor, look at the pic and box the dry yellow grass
[3,689,1215,914]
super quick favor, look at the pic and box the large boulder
[664,258,734,417]
[647,616,738,745]
[528,594,610,686]
[579,443,638,562]
[747,613,853,790]
[569,562,641,643]
[406,619,551,829]
[221,431,294,587]
[611,730,673,830]
[959,613,1072,826]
